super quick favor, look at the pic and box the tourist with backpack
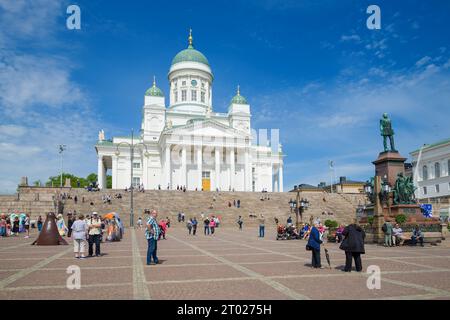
[187,219,193,235]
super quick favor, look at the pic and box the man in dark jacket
[340,219,366,272]
[307,221,323,269]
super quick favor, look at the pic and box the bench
[400,232,442,246]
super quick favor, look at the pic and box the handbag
[306,244,312,251]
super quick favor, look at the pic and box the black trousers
[88,234,101,256]
[192,226,197,235]
[311,248,321,268]
[345,251,362,272]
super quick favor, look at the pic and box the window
[201,91,205,103]
[174,91,178,103]
[202,171,210,178]
[133,162,140,169]
[422,165,428,180]
[132,177,140,188]
[435,162,441,178]
[436,184,440,193]
[182,81,186,86]
[423,186,427,195]
[448,160,450,176]
[191,90,197,101]
[181,90,187,101]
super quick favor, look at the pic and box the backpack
[382,223,387,233]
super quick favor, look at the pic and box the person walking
[187,219,193,235]
[204,217,210,235]
[67,214,74,238]
[87,212,102,257]
[258,214,265,238]
[24,214,30,238]
[306,220,323,269]
[71,214,88,259]
[339,219,366,272]
[382,219,394,247]
[192,217,198,235]
[237,216,243,230]
[209,217,216,235]
[37,215,43,232]
[146,210,160,265]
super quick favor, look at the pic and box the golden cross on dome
[188,28,193,47]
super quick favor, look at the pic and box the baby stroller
[276,225,288,240]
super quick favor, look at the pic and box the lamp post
[115,129,149,228]
[58,144,67,188]
[291,186,309,229]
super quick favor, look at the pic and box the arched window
[423,165,428,180]
[435,162,441,178]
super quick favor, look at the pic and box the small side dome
[231,85,248,104]
[145,76,164,97]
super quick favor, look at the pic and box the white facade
[95,32,284,192]
[410,138,450,200]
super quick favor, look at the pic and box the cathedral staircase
[0,187,367,227]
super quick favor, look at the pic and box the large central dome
[170,30,209,66]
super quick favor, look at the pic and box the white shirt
[71,220,88,240]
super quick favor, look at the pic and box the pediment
[164,119,247,138]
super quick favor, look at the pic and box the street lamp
[58,144,67,188]
[298,198,309,226]
[115,129,150,228]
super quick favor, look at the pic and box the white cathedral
[95,31,284,192]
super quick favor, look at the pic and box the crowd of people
[0,213,31,238]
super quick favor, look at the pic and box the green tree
[324,219,338,228]
[395,214,407,225]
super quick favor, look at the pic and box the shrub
[395,214,407,224]
[367,216,374,225]
[324,219,338,228]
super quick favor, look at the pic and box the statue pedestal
[372,151,407,186]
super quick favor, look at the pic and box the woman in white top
[71,214,88,259]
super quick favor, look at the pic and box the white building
[95,31,284,192]
[410,138,450,220]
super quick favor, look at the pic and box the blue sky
[1,0,450,193]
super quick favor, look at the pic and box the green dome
[171,45,210,66]
[231,86,248,104]
[145,78,164,97]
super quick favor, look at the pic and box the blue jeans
[147,238,158,264]
[0,226,5,237]
[259,225,265,237]
[204,226,210,235]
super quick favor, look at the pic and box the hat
[92,212,98,216]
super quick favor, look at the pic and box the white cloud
[415,56,432,67]
[252,56,450,189]
[340,34,361,42]
[0,124,27,137]
[0,0,103,194]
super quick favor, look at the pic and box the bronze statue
[32,212,68,245]
[392,173,416,205]
[380,113,396,152]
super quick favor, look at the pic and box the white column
[142,154,148,189]
[278,165,283,192]
[215,147,221,191]
[197,146,202,190]
[112,156,118,189]
[230,148,235,191]
[268,164,273,192]
[97,156,104,189]
[165,145,171,189]
[181,145,187,188]
[244,148,250,191]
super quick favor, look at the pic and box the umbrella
[103,212,115,220]
[323,245,332,269]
